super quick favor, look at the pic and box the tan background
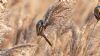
[0,0,100,56]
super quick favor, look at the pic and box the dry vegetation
[0,0,100,56]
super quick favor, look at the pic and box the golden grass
[0,0,100,56]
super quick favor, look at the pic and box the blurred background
[0,0,54,48]
[0,0,100,56]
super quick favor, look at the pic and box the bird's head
[94,6,100,21]
[36,20,44,36]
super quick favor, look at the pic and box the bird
[94,6,100,21]
[36,0,70,47]
[93,6,100,30]
[87,6,100,38]
[36,20,52,46]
